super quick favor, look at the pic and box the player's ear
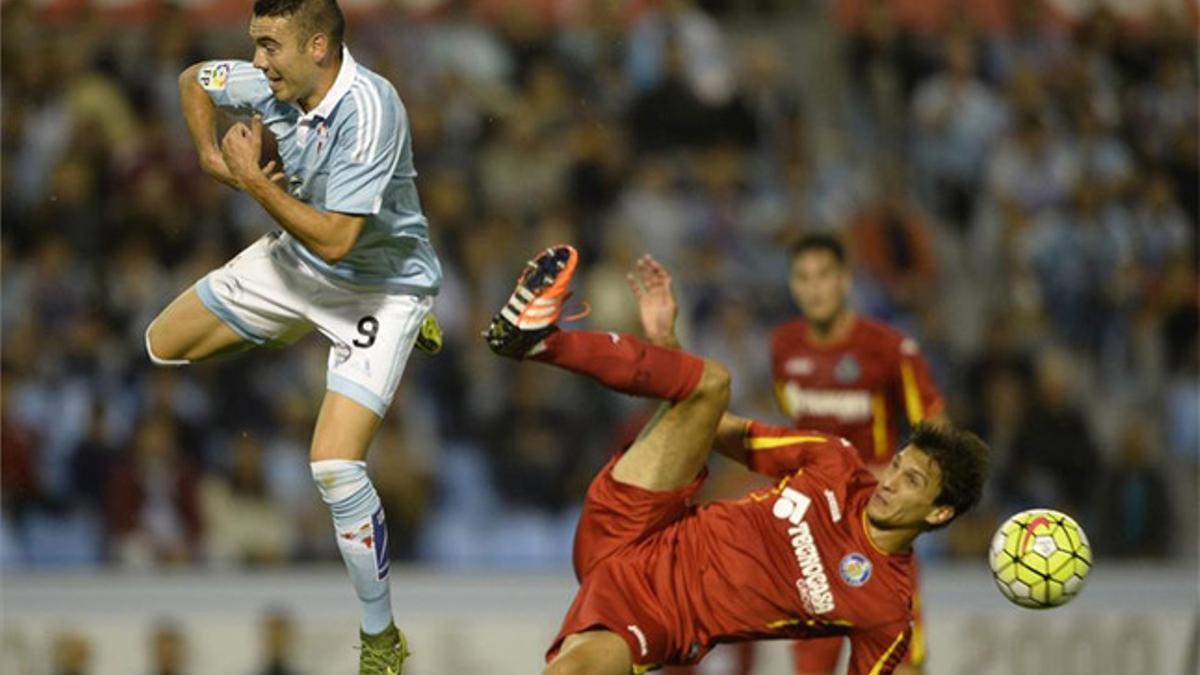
[309,32,328,62]
[925,504,954,528]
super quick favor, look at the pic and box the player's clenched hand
[626,254,680,348]
[260,160,287,189]
[220,115,268,185]
[200,151,244,190]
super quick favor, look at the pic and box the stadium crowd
[2,0,1196,573]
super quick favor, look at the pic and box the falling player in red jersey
[772,233,946,675]
[483,245,989,675]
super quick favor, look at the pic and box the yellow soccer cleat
[359,623,411,675]
[415,312,443,355]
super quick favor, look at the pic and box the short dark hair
[790,233,846,266]
[909,421,990,530]
[253,0,345,49]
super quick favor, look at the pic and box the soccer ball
[988,508,1093,609]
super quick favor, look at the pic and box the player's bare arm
[626,254,681,348]
[179,63,240,188]
[180,63,288,192]
[627,254,764,467]
[221,114,364,263]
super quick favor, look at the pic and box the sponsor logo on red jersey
[778,384,872,422]
[773,487,835,614]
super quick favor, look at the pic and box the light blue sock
[311,459,394,635]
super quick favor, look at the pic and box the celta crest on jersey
[773,487,835,614]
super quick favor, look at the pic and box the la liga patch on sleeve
[198,62,231,91]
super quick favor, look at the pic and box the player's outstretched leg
[485,245,730,491]
[485,245,705,400]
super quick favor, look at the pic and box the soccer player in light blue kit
[144,1,436,671]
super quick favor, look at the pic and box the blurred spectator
[1065,106,1132,201]
[627,0,735,107]
[252,609,305,675]
[911,32,1008,229]
[842,0,928,151]
[369,398,438,561]
[1002,350,1100,515]
[982,0,1070,85]
[737,38,802,164]
[564,112,629,232]
[609,158,690,269]
[973,365,1027,504]
[51,630,92,675]
[1130,172,1193,276]
[147,621,188,675]
[199,435,298,566]
[487,367,593,513]
[1098,417,1174,557]
[106,415,201,567]
[478,106,570,219]
[846,170,939,314]
[1,381,42,526]
[68,403,116,517]
[962,313,1033,432]
[985,112,1078,214]
[1023,179,1132,352]
[1127,56,1198,166]
[628,34,752,153]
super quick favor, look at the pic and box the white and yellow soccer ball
[989,508,1093,609]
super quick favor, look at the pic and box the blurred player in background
[772,233,945,675]
[483,245,988,675]
[143,0,440,671]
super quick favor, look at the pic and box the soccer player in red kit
[483,245,989,675]
[774,233,945,469]
[774,234,945,675]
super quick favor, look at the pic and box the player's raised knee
[543,659,587,675]
[144,321,190,367]
[544,654,614,675]
[544,632,631,675]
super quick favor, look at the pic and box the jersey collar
[297,46,358,123]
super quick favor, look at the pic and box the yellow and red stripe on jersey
[868,629,910,675]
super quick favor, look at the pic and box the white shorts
[196,232,433,417]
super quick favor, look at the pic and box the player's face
[789,250,850,326]
[249,15,318,103]
[867,447,953,530]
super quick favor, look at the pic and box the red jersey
[769,316,944,466]
[575,427,914,673]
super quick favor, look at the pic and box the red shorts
[546,454,708,671]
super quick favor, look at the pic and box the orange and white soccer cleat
[484,244,588,358]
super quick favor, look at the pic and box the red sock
[531,331,704,401]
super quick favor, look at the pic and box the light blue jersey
[198,48,440,295]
